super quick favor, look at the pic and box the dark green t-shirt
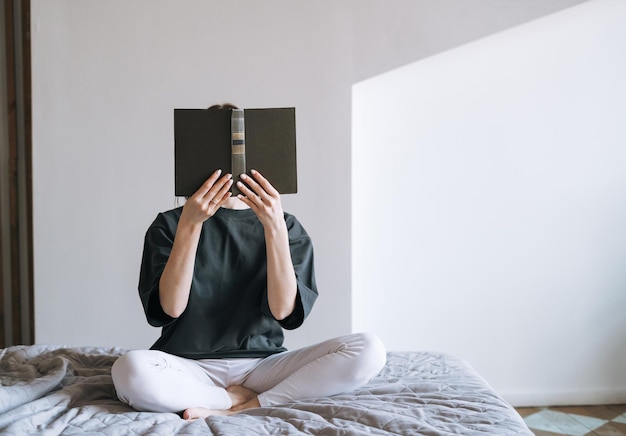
[138,207,318,359]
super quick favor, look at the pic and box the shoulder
[283,212,311,239]
[283,211,301,228]
[146,206,183,235]
[154,206,182,224]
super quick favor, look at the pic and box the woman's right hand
[180,169,233,226]
[159,170,232,318]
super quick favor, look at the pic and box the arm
[159,170,233,318]
[236,170,297,320]
[264,217,298,320]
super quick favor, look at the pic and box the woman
[111,127,386,420]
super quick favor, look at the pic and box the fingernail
[240,173,247,179]
[251,169,257,175]
[216,169,222,175]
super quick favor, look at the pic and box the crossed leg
[182,333,386,419]
[112,333,385,420]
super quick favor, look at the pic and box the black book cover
[174,107,297,197]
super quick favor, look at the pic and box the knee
[111,350,144,386]
[359,332,387,375]
[346,332,387,385]
[111,350,155,406]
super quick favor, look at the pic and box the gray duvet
[0,345,531,435]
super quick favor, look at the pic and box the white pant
[111,332,386,413]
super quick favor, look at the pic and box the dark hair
[208,103,239,110]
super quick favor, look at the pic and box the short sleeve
[272,214,319,330]
[138,214,178,327]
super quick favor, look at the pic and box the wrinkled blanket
[0,345,531,435]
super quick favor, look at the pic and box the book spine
[231,109,245,196]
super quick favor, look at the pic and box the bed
[0,345,531,435]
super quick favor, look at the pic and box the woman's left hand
[238,169,295,320]
[237,170,285,231]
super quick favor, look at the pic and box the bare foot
[230,396,261,412]
[183,407,233,420]
[182,386,259,420]
[226,385,258,407]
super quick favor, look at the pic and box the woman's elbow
[159,296,186,318]
[270,302,296,321]
[162,304,183,319]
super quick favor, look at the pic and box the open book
[174,107,297,197]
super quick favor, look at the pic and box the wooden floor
[515,404,626,435]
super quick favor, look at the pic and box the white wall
[31,0,594,406]
[31,0,354,349]
[353,0,626,406]
[351,0,587,82]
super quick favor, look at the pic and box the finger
[236,193,252,208]
[250,169,279,197]
[193,169,222,198]
[236,180,263,204]
[212,178,233,205]
[239,173,269,202]
[235,188,257,210]
[213,191,232,208]
[220,191,233,204]
[203,173,232,201]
